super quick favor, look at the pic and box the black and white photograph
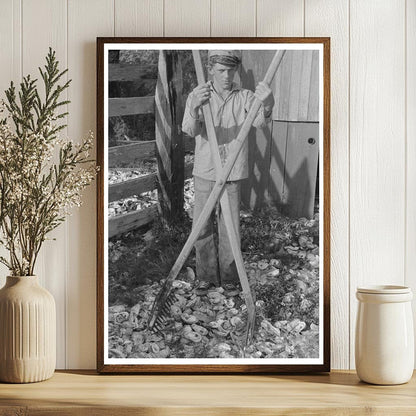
[97,39,330,373]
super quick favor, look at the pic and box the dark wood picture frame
[97,37,330,373]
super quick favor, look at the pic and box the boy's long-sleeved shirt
[182,81,268,181]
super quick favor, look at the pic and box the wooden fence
[108,52,194,238]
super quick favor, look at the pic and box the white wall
[0,0,414,370]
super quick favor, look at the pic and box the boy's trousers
[193,176,241,286]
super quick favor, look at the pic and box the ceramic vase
[355,285,414,385]
[0,276,56,383]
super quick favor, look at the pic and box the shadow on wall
[242,68,314,218]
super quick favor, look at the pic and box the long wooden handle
[191,52,222,177]
[165,50,285,286]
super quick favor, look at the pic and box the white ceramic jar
[355,285,414,385]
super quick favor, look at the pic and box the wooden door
[269,121,319,218]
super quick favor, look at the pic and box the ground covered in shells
[108,183,320,359]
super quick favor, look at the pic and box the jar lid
[357,285,411,294]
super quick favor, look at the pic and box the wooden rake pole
[148,50,285,332]
[192,50,256,348]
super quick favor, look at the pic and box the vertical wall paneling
[406,0,416,363]
[297,50,314,121]
[273,51,293,121]
[272,51,319,122]
[164,0,210,37]
[22,0,68,368]
[307,50,320,121]
[253,0,304,269]
[0,0,21,100]
[253,1,304,217]
[240,50,275,209]
[350,0,406,368]
[211,0,255,37]
[305,0,350,369]
[0,0,22,286]
[256,0,304,37]
[115,0,163,37]
[67,0,114,369]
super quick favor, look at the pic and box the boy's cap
[208,50,242,60]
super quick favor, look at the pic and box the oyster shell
[186,267,196,281]
[208,319,224,329]
[109,305,126,314]
[181,313,197,324]
[138,342,149,352]
[113,312,129,324]
[260,320,280,337]
[170,304,182,318]
[132,332,145,345]
[230,316,245,330]
[267,268,280,277]
[217,342,231,352]
[150,343,160,354]
[257,260,269,270]
[184,331,202,343]
[159,347,170,358]
[109,348,125,358]
[191,324,208,336]
[269,258,281,267]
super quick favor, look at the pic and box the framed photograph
[97,37,330,373]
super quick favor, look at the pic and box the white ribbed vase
[0,276,56,383]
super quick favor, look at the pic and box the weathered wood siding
[241,50,319,218]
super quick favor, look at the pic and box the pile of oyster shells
[108,256,319,359]
[108,206,320,359]
[108,155,195,219]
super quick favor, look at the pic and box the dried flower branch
[0,48,97,276]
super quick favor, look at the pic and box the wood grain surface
[0,371,415,415]
[406,0,416,349]
[115,0,163,37]
[211,0,256,37]
[67,0,114,370]
[349,0,406,369]
[305,0,350,371]
[21,0,68,369]
[164,0,210,37]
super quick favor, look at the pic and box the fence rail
[109,162,193,203]
[109,205,159,238]
[108,63,157,82]
[109,96,155,117]
[109,136,194,168]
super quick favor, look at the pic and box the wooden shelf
[1,370,415,415]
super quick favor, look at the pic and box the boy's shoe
[223,282,242,297]
[195,281,216,296]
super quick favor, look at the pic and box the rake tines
[148,287,177,332]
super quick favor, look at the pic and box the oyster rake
[188,50,256,346]
[148,50,286,347]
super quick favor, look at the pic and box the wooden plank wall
[0,0,413,370]
[241,49,319,216]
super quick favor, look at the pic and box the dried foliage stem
[0,48,97,276]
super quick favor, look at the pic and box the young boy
[182,50,274,296]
